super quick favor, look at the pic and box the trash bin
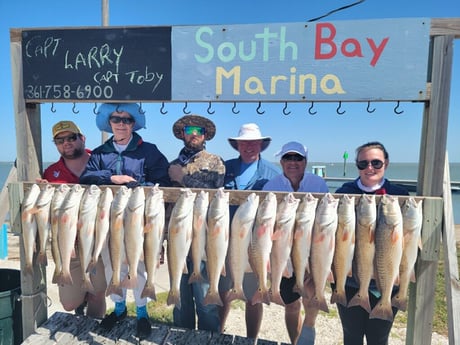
[0,269,22,345]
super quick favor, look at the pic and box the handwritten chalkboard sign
[22,27,172,101]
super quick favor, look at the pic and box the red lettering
[341,38,363,58]
[368,37,389,67]
[315,23,337,60]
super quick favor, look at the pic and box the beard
[184,139,205,151]
[62,146,85,160]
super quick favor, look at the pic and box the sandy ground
[2,229,456,345]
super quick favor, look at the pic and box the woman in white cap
[220,123,280,339]
[263,141,328,345]
[80,103,170,338]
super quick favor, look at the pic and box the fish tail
[292,283,307,299]
[187,271,204,284]
[391,293,407,312]
[121,273,138,289]
[348,291,371,313]
[251,287,270,306]
[369,300,394,321]
[58,270,74,286]
[225,288,247,303]
[269,289,285,306]
[86,259,97,274]
[81,278,95,294]
[167,290,181,307]
[37,251,48,266]
[141,284,157,300]
[52,268,61,284]
[308,294,329,313]
[330,289,348,307]
[203,290,223,306]
[106,283,123,297]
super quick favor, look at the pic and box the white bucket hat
[275,141,308,158]
[228,123,271,152]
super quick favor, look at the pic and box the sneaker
[100,309,127,331]
[75,301,87,316]
[136,317,151,338]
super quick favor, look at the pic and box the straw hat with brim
[228,123,271,152]
[96,103,146,133]
[172,115,216,141]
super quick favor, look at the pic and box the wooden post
[10,30,47,340]
[407,34,454,345]
[441,153,460,344]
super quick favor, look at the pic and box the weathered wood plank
[441,154,460,344]
[430,18,460,37]
[22,312,289,344]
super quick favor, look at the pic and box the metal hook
[394,101,404,115]
[160,102,168,115]
[207,101,215,115]
[183,102,191,114]
[50,103,56,113]
[256,102,265,115]
[366,101,376,113]
[282,102,291,116]
[336,101,345,115]
[138,102,146,115]
[72,103,79,114]
[93,103,98,115]
[308,102,317,115]
[231,102,240,114]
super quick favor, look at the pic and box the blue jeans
[173,259,220,332]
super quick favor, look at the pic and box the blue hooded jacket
[80,132,171,187]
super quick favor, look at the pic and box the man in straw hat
[169,114,225,332]
[220,123,280,338]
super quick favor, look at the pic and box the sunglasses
[357,159,384,170]
[109,116,135,125]
[282,154,305,162]
[54,134,78,145]
[184,126,205,136]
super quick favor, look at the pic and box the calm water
[0,161,459,223]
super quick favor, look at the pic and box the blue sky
[1,0,459,164]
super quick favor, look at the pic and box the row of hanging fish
[20,183,166,301]
[20,184,423,322]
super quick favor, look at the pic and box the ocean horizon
[0,161,458,223]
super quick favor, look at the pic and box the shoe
[75,301,87,316]
[100,309,127,331]
[136,317,151,338]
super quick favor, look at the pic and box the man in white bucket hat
[220,123,280,338]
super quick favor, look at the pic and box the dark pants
[337,286,398,345]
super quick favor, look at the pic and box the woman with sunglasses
[80,103,171,338]
[263,141,328,345]
[334,141,409,345]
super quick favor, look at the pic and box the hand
[36,178,48,183]
[168,164,185,184]
[110,175,136,185]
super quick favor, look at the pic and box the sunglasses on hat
[357,159,384,170]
